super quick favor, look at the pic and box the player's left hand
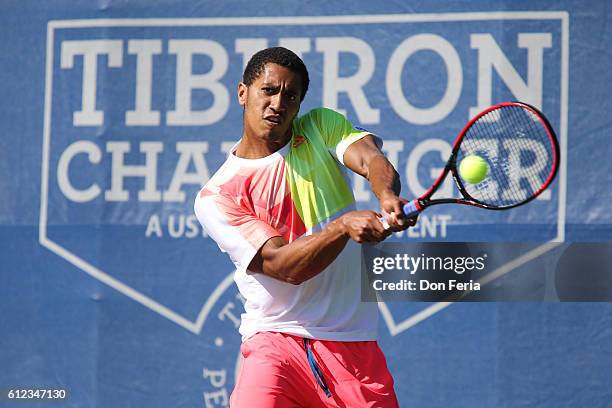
[379,192,417,232]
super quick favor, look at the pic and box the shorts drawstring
[303,338,332,398]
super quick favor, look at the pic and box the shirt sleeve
[308,107,382,165]
[194,193,282,272]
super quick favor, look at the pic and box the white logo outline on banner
[39,12,569,335]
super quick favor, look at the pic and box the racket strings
[457,105,555,207]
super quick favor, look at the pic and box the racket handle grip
[379,199,421,229]
[402,200,421,218]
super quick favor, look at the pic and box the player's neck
[235,128,292,159]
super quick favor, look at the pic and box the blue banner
[1,1,611,407]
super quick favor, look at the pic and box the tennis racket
[392,101,560,221]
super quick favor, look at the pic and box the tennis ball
[459,155,489,184]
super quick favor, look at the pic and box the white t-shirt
[194,108,380,341]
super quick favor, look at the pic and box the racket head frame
[415,101,560,212]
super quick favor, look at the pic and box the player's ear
[238,82,248,107]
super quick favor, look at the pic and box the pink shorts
[229,331,399,408]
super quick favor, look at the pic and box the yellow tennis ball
[459,155,489,184]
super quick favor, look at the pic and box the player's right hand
[340,211,390,244]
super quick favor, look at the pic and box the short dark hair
[242,47,310,101]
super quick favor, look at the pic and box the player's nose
[269,93,281,108]
[269,91,288,112]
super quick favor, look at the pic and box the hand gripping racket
[395,101,560,221]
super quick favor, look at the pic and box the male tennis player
[194,47,415,407]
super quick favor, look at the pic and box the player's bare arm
[248,210,389,284]
[247,136,418,284]
[343,135,417,231]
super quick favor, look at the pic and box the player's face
[238,63,303,142]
